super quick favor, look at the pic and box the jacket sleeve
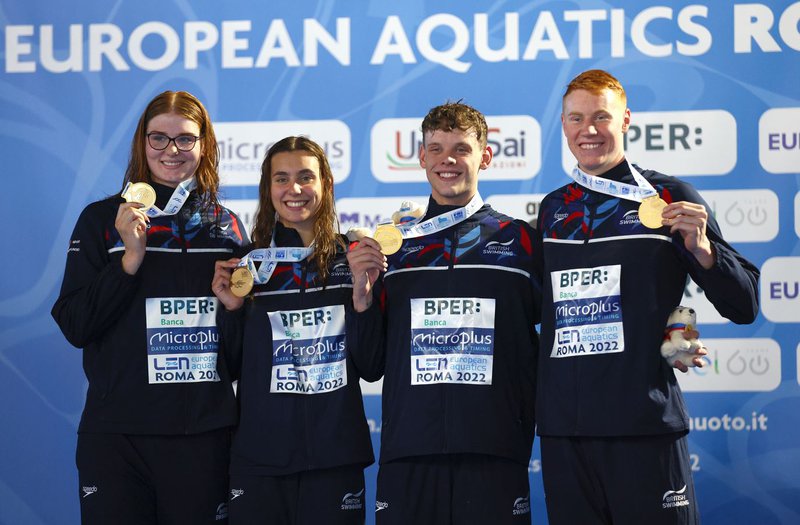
[217,304,246,381]
[51,203,140,348]
[676,189,760,324]
[346,282,386,383]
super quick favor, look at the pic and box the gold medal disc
[373,224,403,255]
[638,196,667,229]
[230,267,254,297]
[123,182,157,210]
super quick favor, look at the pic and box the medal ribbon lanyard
[236,222,314,286]
[396,193,485,239]
[569,160,657,203]
[120,178,198,218]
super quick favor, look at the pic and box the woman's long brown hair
[251,136,344,282]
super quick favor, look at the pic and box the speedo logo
[375,500,389,512]
[230,488,244,501]
[552,212,570,225]
[81,486,97,498]
[662,485,690,509]
[401,245,424,254]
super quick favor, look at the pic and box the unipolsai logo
[371,118,425,182]
[370,115,540,182]
[484,116,541,179]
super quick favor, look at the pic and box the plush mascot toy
[391,200,425,225]
[660,306,704,367]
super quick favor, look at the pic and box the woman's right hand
[212,258,245,311]
[115,202,149,275]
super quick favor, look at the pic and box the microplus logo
[215,120,351,186]
[370,115,541,183]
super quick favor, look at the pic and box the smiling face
[419,128,492,206]
[562,88,630,176]
[269,151,323,243]
[145,112,202,187]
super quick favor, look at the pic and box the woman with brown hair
[213,136,376,525]
[52,91,248,524]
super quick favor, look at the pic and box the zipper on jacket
[177,208,191,434]
[443,226,461,452]
[299,259,315,469]
[575,198,597,434]
[447,225,459,271]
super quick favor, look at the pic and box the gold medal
[123,182,157,210]
[638,195,667,229]
[373,224,403,255]
[230,267,254,297]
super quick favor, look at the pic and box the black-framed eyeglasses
[146,132,202,151]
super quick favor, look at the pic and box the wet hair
[122,90,220,209]
[251,136,344,283]
[563,69,627,106]
[421,101,488,147]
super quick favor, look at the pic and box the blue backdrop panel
[2,1,799,523]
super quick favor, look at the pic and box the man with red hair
[535,69,759,524]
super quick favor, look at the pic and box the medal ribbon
[395,193,485,239]
[121,178,198,218]
[569,160,658,203]
[235,222,314,286]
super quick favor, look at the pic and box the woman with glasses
[52,91,247,525]
[211,136,376,525]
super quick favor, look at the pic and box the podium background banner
[2,1,799,523]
